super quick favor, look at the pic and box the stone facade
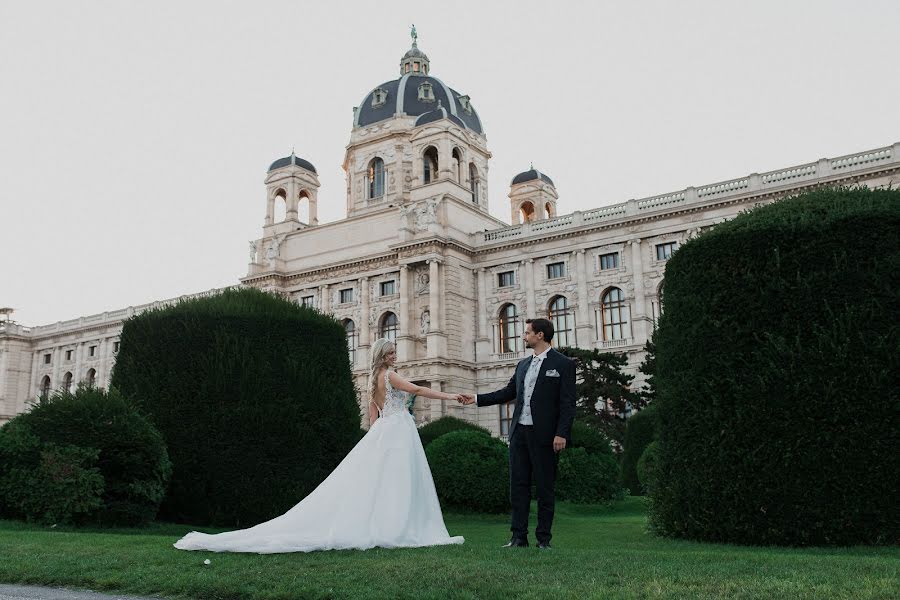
[3,40,899,434]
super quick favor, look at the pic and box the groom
[461,318,576,549]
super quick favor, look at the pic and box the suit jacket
[477,347,576,445]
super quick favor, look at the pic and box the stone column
[397,265,414,360]
[319,284,330,314]
[28,351,40,399]
[265,196,275,225]
[74,342,83,388]
[629,239,648,344]
[475,268,491,362]
[574,249,594,347]
[359,277,370,352]
[524,259,536,317]
[427,259,446,357]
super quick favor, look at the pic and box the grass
[0,498,897,600]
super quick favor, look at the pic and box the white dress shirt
[518,347,550,425]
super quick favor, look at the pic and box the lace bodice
[379,369,408,418]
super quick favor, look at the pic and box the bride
[174,338,465,553]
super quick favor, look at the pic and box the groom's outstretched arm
[475,372,517,407]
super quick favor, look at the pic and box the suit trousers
[509,424,558,544]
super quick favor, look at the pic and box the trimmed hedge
[557,448,624,504]
[418,416,491,447]
[621,405,657,495]
[650,187,900,546]
[425,430,509,513]
[636,441,659,494]
[0,387,170,525]
[111,287,360,526]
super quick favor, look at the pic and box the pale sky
[2,0,898,326]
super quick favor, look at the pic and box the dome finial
[400,26,429,76]
[530,161,534,170]
[411,24,418,47]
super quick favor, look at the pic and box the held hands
[453,393,476,405]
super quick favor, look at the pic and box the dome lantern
[400,24,430,76]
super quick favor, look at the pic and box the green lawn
[0,498,896,600]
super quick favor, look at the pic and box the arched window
[86,368,97,388]
[469,162,478,203]
[651,281,665,330]
[601,287,630,341]
[344,319,358,366]
[520,201,535,223]
[368,157,385,198]
[298,189,310,223]
[379,312,399,343]
[273,188,287,223]
[40,375,51,400]
[545,202,555,218]
[498,303,520,354]
[451,148,463,183]
[62,372,73,393]
[548,296,573,348]
[423,146,438,184]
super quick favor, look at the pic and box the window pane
[547,262,565,279]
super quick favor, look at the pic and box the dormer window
[418,81,434,102]
[458,95,472,114]
[371,88,388,108]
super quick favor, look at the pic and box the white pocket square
[545,369,560,377]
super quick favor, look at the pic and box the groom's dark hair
[526,318,554,342]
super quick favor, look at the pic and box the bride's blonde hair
[367,338,396,406]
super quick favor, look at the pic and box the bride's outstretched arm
[388,371,464,403]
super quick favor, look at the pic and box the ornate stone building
[3,37,898,434]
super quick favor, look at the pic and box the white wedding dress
[173,370,464,553]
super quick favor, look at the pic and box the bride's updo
[367,338,395,406]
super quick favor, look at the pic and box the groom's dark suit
[477,347,576,545]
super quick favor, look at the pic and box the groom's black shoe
[537,542,552,550]
[502,538,529,548]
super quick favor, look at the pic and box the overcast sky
[2,0,898,326]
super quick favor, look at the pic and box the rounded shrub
[621,405,657,495]
[111,287,360,526]
[569,420,614,457]
[0,387,170,525]
[418,415,491,447]
[425,430,509,513]
[650,187,899,546]
[636,441,659,494]
[557,447,624,504]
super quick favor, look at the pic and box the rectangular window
[65,350,73,361]
[301,295,315,308]
[339,288,354,304]
[380,280,396,296]
[113,342,120,354]
[498,271,516,287]
[89,346,96,357]
[546,262,565,279]
[499,402,515,438]
[44,353,51,364]
[656,242,678,260]
[599,252,619,270]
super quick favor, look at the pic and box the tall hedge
[111,287,360,527]
[621,405,657,495]
[425,430,509,513]
[650,187,899,546]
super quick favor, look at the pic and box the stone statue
[414,198,439,232]
[411,24,417,43]
[416,270,430,294]
[420,310,430,335]
[265,235,285,266]
[248,240,259,263]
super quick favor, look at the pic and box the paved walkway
[0,585,164,600]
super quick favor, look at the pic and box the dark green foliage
[557,347,645,444]
[417,416,491,447]
[0,387,169,525]
[621,405,657,495]
[557,448,624,504]
[650,187,900,546]
[637,338,657,404]
[425,430,509,513]
[111,287,360,527]
[636,441,659,493]
[568,420,614,456]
